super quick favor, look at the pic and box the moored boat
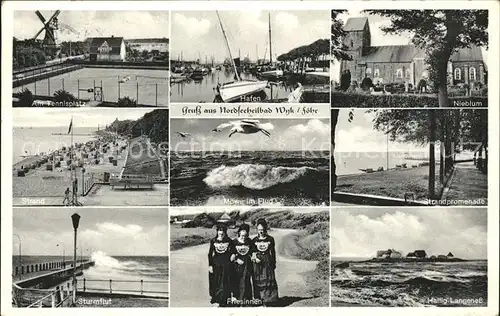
[217,80,268,102]
[191,68,204,80]
[260,68,284,79]
[213,11,268,102]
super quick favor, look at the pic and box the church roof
[344,17,369,31]
[89,36,124,55]
[360,45,425,63]
[450,46,483,62]
[360,44,483,64]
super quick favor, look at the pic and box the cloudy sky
[14,11,169,42]
[331,208,487,259]
[170,207,328,216]
[13,108,160,128]
[331,10,489,81]
[334,109,428,153]
[13,208,168,256]
[170,118,330,151]
[172,10,329,63]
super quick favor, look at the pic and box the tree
[53,89,77,102]
[365,10,488,108]
[331,109,339,192]
[117,96,137,107]
[13,88,34,107]
[370,109,488,197]
[331,108,354,193]
[331,10,352,61]
[331,10,354,193]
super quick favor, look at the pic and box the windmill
[33,10,61,48]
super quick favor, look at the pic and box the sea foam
[203,164,317,190]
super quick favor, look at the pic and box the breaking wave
[203,164,318,190]
[331,262,487,307]
[91,251,159,275]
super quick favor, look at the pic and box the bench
[110,175,154,190]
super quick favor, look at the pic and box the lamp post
[13,234,22,280]
[71,213,80,300]
[81,167,86,196]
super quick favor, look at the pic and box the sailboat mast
[268,13,272,65]
[216,10,240,81]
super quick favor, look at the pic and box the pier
[14,260,95,288]
[12,260,95,307]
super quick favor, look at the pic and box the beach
[12,127,168,206]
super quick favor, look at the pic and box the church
[339,17,487,87]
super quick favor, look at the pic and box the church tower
[339,17,371,83]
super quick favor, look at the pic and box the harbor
[171,10,330,103]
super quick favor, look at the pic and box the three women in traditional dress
[208,219,279,307]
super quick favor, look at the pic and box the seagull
[176,132,191,138]
[119,76,131,83]
[212,120,271,138]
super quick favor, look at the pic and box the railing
[109,174,155,189]
[78,279,168,298]
[13,260,69,277]
[13,64,84,88]
[82,173,96,196]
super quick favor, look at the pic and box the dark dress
[208,236,234,306]
[252,235,279,305]
[232,237,254,303]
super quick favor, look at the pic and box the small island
[335,249,466,269]
[365,249,466,263]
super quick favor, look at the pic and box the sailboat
[215,11,268,103]
[260,13,283,79]
[210,56,216,72]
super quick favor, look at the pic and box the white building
[88,36,126,61]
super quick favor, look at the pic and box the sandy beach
[12,131,168,206]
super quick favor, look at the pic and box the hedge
[331,91,488,108]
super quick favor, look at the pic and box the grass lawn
[335,166,442,202]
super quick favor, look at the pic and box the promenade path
[443,161,488,204]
